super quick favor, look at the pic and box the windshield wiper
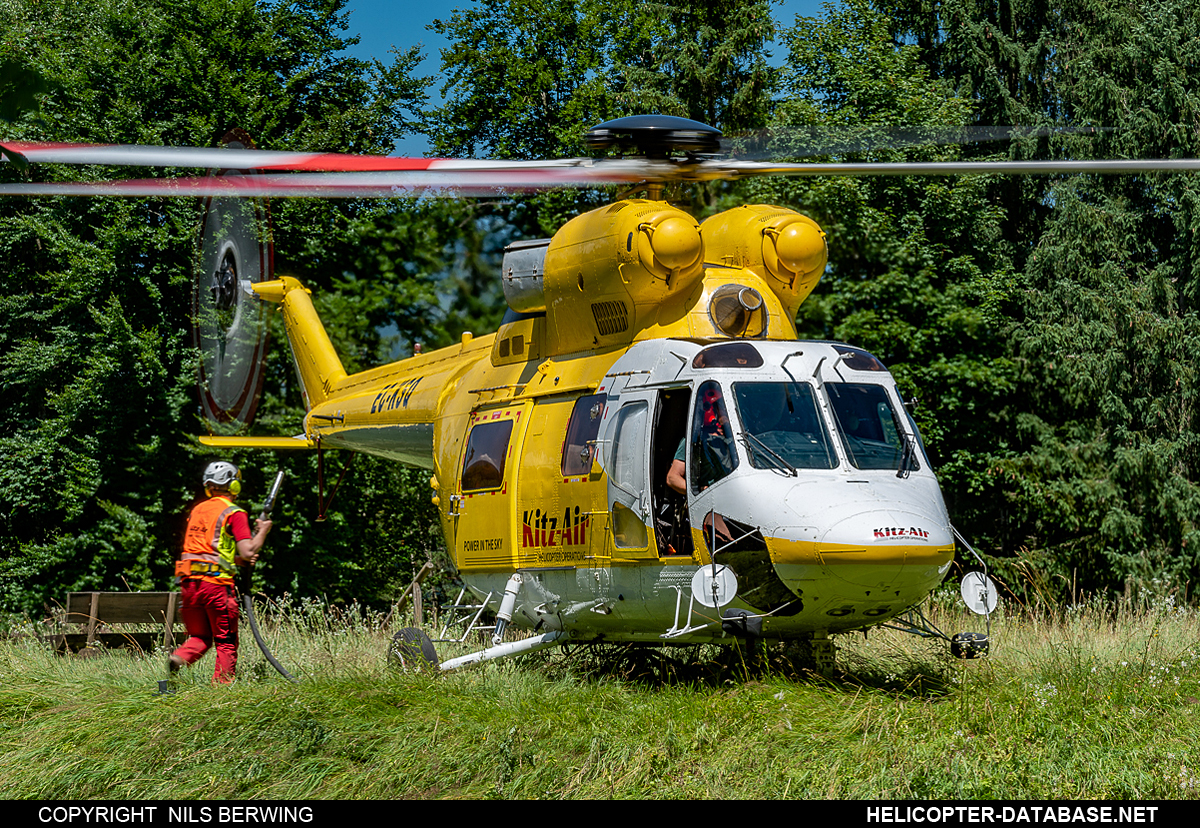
[739,431,798,477]
[896,433,917,479]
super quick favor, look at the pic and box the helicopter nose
[763,513,951,567]
[763,510,954,622]
[816,511,954,588]
[763,507,953,595]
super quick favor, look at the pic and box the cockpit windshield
[732,382,837,470]
[825,383,918,471]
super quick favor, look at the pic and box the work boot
[156,654,186,696]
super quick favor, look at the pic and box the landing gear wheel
[951,632,989,659]
[783,634,837,677]
[194,128,272,428]
[388,627,439,672]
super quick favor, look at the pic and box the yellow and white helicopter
[9,115,1190,672]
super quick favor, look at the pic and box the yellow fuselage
[240,200,953,642]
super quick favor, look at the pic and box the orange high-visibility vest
[181,496,245,583]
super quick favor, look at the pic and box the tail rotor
[194,129,272,428]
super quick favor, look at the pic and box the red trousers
[173,579,239,683]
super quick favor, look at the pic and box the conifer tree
[785,0,1200,595]
[0,0,443,612]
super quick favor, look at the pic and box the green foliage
[426,0,778,234]
[0,0,441,613]
[749,0,1019,542]
[428,0,776,160]
[927,0,1200,592]
[608,0,777,133]
[428,0,614,161]
[7,0,1200,613]
[764,0,1200,598]
[0,55,55,135]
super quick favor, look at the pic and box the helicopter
[10,113,1183,673]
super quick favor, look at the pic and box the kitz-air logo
[522,506,590,548]
[370,377,421,414]
[874,526,930,539]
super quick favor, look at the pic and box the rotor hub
[210,248,239,311]
[586,115,722,159]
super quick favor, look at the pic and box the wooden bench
[50,591,183,654]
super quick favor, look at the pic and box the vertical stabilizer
[253,277,347,409]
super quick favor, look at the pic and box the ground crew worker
[168,461,271,683]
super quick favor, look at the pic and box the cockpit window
[690,380,738,493]
[733,382,837,470]
[825,383,918,471]
[692,342,763,369]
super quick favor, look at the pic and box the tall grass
[4,590,1200,799]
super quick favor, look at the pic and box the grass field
[3,590,1199,799]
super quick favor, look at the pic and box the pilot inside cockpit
[666,380,740,496]
[689,380,737,492]
[662,381,737,552]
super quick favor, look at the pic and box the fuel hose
[241,592,298,683]
[239,470,298,683]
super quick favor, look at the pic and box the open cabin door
[649,387,693,558]
[601,385,693,558]
[603,391,654,553]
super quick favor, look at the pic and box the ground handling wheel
[388,627,439,672]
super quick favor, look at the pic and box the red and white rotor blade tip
[0,166,647,198]
[0,141,456,171]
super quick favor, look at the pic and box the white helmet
[203,461,242,495]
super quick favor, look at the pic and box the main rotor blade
[702,157,1200,178]
[1,130,1114,173]
[5,155,1200,199]
[721,125,1112,161]
[0,164,649,198]
[0,140,590,173]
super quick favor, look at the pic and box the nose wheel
[882,528,998,659]
[952,568,998,658]
[951,632,989,659]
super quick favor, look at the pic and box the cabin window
[610,400,651,551]
[561,394,606,476]
[732,382,837,470]
[461,420,514,491]
[610,401,648,497]
[690,380,738,493]
[825,383,917,471]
